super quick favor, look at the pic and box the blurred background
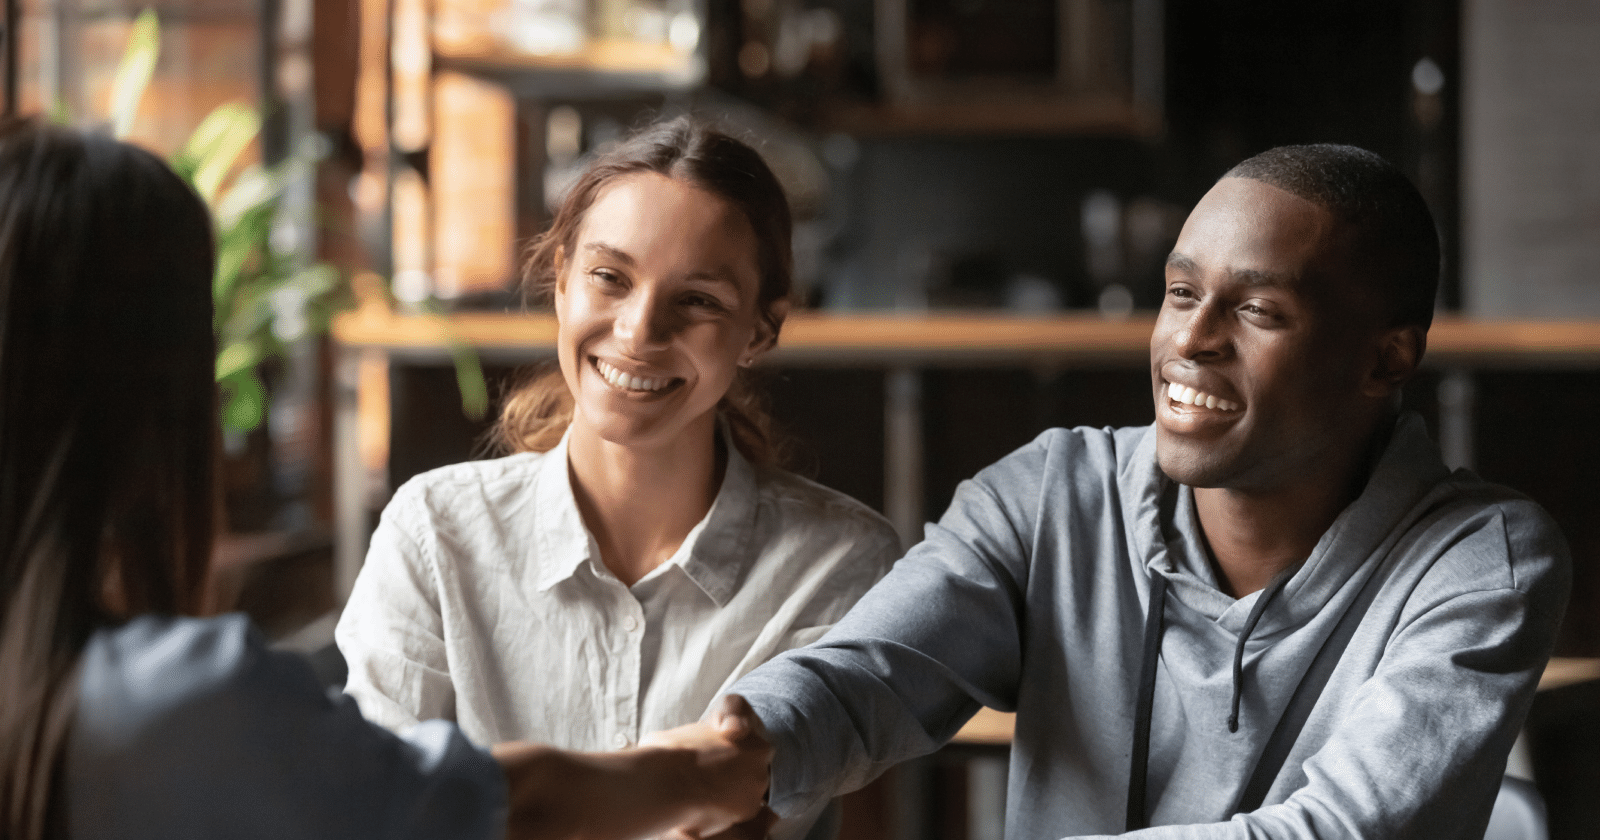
[7,0,1598,837]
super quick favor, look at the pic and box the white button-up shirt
[337,429,899,833]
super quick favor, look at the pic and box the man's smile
[1164,381,1241,412]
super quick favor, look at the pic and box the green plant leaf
[109,9,160,138]
[219,369,267,432]
[215,338,265,382]
[212,202,272,311]
[417,300,488,420]
[174,103,260,201]
[213,163,277,229]
[449,339,489,421]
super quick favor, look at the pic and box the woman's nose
[614,291,672,352]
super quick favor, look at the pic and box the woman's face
[555,171,777,453]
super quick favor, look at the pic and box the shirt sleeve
[1068,504,1570,840]
[69,615,507,840]
[732,440,1046,820]
[337,483,457,732]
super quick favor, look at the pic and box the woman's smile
[592,357,682,396]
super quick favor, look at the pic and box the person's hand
[664,807,777,840]
[640,694,773,838]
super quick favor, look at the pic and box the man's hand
[640,694,774,839]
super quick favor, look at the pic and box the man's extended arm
[725,448,1047,819]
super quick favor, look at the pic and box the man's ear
[742,298,791,366]
[1362,325,1426,398]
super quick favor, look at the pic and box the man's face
[1150,177,1386,493]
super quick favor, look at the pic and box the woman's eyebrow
[582,242,637,266]
[684,270,742,292]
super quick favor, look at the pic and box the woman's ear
[742,298,791,366]
[1361,324,1425,398]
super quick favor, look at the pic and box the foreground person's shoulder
[75,614,320,744]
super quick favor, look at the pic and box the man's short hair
[1226,144,1440,330]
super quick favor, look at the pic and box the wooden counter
[334,309,1600,367]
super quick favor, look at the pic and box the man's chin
[1153,440,1235,489]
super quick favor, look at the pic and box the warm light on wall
[431,71,515,298]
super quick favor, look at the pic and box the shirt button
[623,615,639,632]
[612,732,629,749]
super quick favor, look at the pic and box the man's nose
[1172,302,1230,359]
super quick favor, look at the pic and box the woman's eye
[683,294,725,311]
[590,268,623,286]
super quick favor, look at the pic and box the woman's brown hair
[0,119,216,839]
[491,116,793,464]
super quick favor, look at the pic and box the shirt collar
[532,428,594,592]
[674,424,759,607]
[529,421,759,605]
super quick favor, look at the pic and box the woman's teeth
[596,359,671,393]
[1167,381,1240,412]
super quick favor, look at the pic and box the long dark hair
[492,116,793,464]
[0,119,216,839]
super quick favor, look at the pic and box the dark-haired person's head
[0,117,215,839]
[1152,144,1436,493]
[1225,143,1441,333]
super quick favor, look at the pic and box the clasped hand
[638,694,773,840]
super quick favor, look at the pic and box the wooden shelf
[432,38,701,95]
[333,309,1600,368]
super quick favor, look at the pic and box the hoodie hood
[1123,412,1451,638]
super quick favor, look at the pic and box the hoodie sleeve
[731,433,1051,820]
[1065,499,1571,840]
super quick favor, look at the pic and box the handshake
[494,695,777,840]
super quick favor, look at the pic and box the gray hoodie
[733,413,1569,839]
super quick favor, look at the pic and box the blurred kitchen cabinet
[861,0,1163,135]
[354,0,706,304]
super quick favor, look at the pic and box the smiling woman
[336,117,902,840]
[498,118,794,464]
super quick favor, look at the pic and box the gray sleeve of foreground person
[67,614,506,840]
[729,419,1570,840]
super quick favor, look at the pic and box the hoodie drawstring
[1126,572,1168,831]
[1227,573,1291,732]
[1127,570,1293,830]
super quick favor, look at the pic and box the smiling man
[653,145,1571,839]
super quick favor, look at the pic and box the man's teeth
[1166,381,1240,412]
[596,359,670,392]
